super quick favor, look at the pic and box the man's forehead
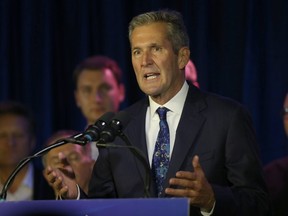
[47,142,78,152]
[78,69,116,84]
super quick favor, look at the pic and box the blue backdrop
[0,0,287,165]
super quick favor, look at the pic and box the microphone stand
[0,133,83,201]
[97,131,152,198]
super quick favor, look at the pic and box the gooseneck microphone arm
[0,133,82,201]
[0,112,115,201]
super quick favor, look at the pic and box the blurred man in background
[0,101,54,200]
[42,56,126,197]
[73,55,125,160]
[42,130,94,196]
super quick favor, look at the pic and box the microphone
[64,112,115,145]
[81,111,115,143]
[0,133,81,201]
[98,110,131,144]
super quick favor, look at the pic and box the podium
[0,198,189,216]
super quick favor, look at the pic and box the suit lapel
[124,99,157,196]
[163,86,207,194]
[123,86,207,197]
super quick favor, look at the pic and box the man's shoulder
[187,86,246,116]
[122,97,148,114]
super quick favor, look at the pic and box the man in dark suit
[73,55,125,161]
[45,9,270,215]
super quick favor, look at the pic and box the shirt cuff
[57,184,80,200]
[200,201,216,216]
[75,184,80,200]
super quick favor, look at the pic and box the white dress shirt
[90,141,99,160]
[146,81,188,166]
[145,81,214,216]
[0,163,34,201]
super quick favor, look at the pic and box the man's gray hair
[128,9,190,54]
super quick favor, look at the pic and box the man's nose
[58,152,69,166]
[5,135,17,147]
[141,51,153,66]
[91,90,104,101]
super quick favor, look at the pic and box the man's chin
[90,112,107,122]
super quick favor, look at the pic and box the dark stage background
[0,0,287,165]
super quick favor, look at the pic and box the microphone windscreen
[96,112,115,125]
[110,111,131,130]
[82,112,115,142]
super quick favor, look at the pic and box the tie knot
[156,107,168,120]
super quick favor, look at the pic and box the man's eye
[133,50,141,56]
[68,154,80,162]
[80,88,92,95]
[99,85,111,93]
[0,133,6,139]
[152,46,161,52]
[13,133,25,139]
[51,159,61,166]
[82,88,91,93]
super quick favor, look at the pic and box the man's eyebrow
[49,155,60,160]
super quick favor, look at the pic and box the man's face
[283,94,288,137]
[0,115,35,167]
[130,22,189,105]
[75,69,124,125]
[44,143,92,180]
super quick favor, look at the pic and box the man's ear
[178,47,190,70]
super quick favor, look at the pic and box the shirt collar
[22,163,34,189]
[148,81,189,118]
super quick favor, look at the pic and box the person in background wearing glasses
[0,101,54,201]
[264,92,288,216]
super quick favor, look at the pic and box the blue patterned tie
[152,107,170,197]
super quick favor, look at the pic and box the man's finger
[192,155,204,177]
[192,155,200,168]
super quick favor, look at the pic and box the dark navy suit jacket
[87,84,270,216]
